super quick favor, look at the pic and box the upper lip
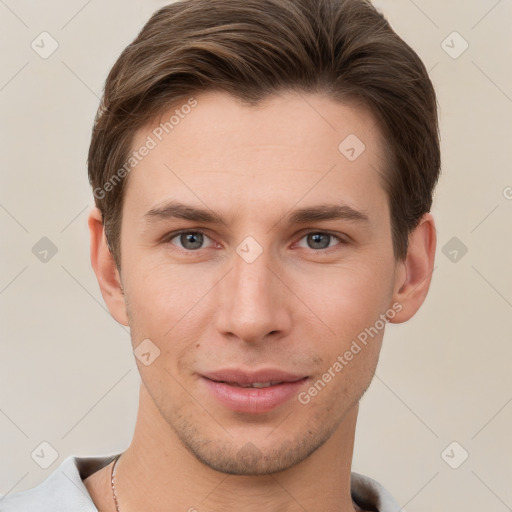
[201,368,308,385]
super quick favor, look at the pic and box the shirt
[0,453,401,511]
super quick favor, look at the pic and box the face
[116,91,400,475]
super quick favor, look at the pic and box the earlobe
[88,207,129,326]
[388,213,437,324]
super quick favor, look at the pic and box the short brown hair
[88,0,440,269]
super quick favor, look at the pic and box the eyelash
[163,229,348,254]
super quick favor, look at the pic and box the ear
[88,207,129,326]
[388,212,437,323]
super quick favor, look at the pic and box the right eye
[164,230,216,252]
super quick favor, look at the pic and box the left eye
[296,232,345,251]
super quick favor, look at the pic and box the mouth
[201,368,308,386]
[209,380,300,388]
[200,369,309,413]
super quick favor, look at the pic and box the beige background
[1,0,511,510]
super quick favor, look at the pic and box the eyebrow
[143,200,370,227]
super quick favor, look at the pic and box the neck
[114,384,360,512]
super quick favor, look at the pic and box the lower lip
[201,377,309,414]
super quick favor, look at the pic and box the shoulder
[350,471,401,512]
[0,453,117,512]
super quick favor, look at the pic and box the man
[1,0,439,510]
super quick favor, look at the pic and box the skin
[85,90,436,512]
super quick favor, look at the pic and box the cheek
[123,260,213,364]
[294,258,393,340]
[124,259,197,322]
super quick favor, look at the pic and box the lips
[201,368,307,386]
[200,368,309,413]
[224,381,285,388]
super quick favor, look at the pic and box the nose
[214,241,292,344]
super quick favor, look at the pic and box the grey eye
[306,233,332,250]
[296,232,343,251]
[170,231,209,251]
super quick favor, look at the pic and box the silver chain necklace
[110,453,123,512]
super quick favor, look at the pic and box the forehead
[123,90,389,224]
